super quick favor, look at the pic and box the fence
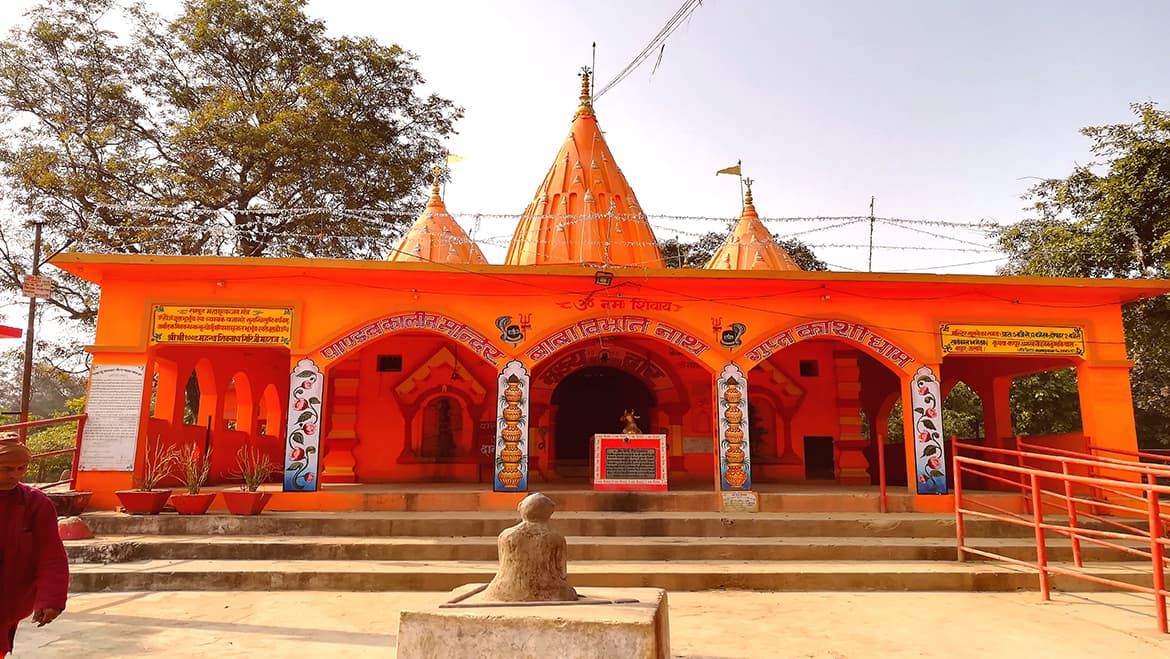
[0,414,88,490]
[953,440,1170,633]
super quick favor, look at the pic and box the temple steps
[65,511,1153,593]
[67,559,1153,594]
[166,484,1029,514]
[68,534,1142,563]
[79,510,1040,539]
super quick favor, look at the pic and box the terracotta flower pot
[115,489,172,515]
[171,492,217,515]
[222,490,272,515]
[47,491,93,517]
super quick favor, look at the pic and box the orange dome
[505,69,665,269]
[389,168,487,265]
[705,182,801,271]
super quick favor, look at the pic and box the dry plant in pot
[115,436,180,514]
[222,445,277,515]
[171,444,216,515]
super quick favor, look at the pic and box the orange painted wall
[58,255,1163,506]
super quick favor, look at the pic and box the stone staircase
[65,490,1155,594]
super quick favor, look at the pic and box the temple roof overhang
[50,252,1170,307]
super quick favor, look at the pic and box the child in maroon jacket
[0,439,69,658]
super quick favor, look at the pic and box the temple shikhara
[52,72,1170,513]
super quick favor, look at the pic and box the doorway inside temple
[550,366,656,478]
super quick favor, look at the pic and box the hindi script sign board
[592,433,667,491]
[78,364,146,471]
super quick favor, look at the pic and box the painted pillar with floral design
[494,360,530,492]
[717,363,752,491]
[283,358,323,491]
[909,365,947,494]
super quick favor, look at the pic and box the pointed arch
[313,309,506,367]
[744,317,922,375]
[524,314,715,373]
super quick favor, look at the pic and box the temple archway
[549,366,656,477]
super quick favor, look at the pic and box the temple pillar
[715,363,751,491]
[282,356,324,491]
[319,358,359,483]
[903,364,948,495]
[832,349,869,485]
[985,375,1014,451]
[494,360,531,492]
[1076,362,1141,461]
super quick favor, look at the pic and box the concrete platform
[12,590,1170,658]
[396,586,669,659]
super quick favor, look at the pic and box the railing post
[1062,461,1083,568]
[70,414,87,490]
[1146,472,1167,634]
[954,450,966,562]
[1031,473,1051,600]
[878,428,888,514]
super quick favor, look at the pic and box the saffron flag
[716,164,741,176]
[446,153,465,165]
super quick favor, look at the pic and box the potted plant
[171,444,216,514]
[221,445,276,515]
[115,436,180,514]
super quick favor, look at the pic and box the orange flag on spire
[716,163,741,176]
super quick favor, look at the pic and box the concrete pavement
[10,590,1170,658]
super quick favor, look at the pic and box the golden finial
[431,166,442,198]
[577,66,593,111]
[744,177,755,208]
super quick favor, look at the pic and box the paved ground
[11,590,1170,658]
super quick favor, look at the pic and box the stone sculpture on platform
[482,492,578,602]
[396,490,671,658]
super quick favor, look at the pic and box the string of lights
[74,202,1009,271]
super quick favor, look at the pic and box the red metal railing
[953,440,1170,633]
[0,415,88,490]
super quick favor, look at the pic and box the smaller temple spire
[388,166,488,265]
[705,182,802,272]
[576,66,593,115]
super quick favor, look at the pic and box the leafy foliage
[0,0,462,326]
[0,348,88,417]
[22,396,84,483]
[993,102,1170,446]
[942,382,983,440]
[660,231,828,271]
[1009,368,1083,437]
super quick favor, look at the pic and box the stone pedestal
[396,585,670,659]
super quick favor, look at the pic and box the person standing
[0,438,69,658]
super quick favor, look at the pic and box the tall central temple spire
[505,69,666,268]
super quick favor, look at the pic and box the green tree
[942,382,983,440]
[0,0,462,325]
[992,102,1170,446]
[0,348,88,418]
[660,231,828,270]
[1009,368,1082,437]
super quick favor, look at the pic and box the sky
[2,0,1170,276]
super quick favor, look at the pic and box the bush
[23,421,80,484]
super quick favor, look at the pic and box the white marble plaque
[78,364,146,471]
[721,490,759,513]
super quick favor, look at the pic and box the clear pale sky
[3,0,1169,274]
